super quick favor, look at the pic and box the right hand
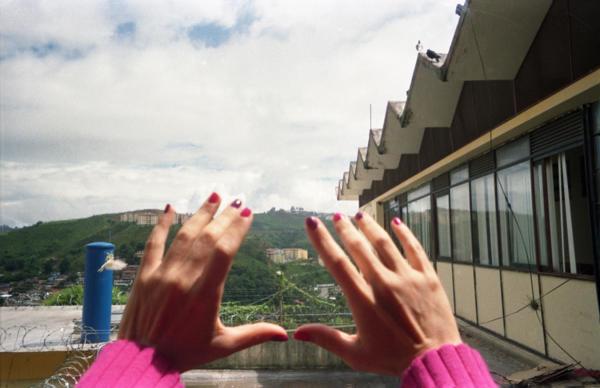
[295,212,461,376]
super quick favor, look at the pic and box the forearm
[402,344,497,388]
[77,340,183,387]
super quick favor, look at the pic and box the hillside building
[119,210,191,225]
[337,0,600,370]
[266,248,309,263]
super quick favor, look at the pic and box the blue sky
[0,0,457,226]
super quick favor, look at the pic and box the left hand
[118,193,288,371]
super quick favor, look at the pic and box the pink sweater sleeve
[402,344,497,387]
[77,340,183,388]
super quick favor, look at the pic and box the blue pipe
[82,242,114,343]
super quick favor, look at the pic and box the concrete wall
[453,263,477,323]
[437,262,454,312]
[540,275,600,370]
[501,271,545,354]
[204,340,348,369]
[475,267,504,336]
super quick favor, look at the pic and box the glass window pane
[497,137,530,167]
[408,196,431,257]
[407,183,431,201]
[497,161,535,267]
[533,162,549,268]
[471,174,499,265]
[450,165,469,185]
[436,195,451,258]
[451,182,472,262]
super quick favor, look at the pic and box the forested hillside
[0,209,337,301]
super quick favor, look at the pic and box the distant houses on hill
[266,248,309,264]
[119,210,191,225]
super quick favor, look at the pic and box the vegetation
[43,285,128,306]
[0,209,340,309]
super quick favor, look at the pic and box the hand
[295,212,461,376]
[118,193,288,371]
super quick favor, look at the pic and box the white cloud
[0,0,458,226]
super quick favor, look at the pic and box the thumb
[215,323,289,355]
[293,323,358,360]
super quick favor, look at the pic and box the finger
[293,324,359,363]
[333,213,390,281]
[351,212,408,273]
[213,322,289,356]
[390,217,432,272]
[195,207,253,293]
[304,216,371,305]
[140,204,175,276]
[165,192,221,262]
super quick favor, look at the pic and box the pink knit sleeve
[77,340,183,388]
[401,344,497,387]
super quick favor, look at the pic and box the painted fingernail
[231,199,242,208]
[241,208,252,217]
[355,211,363,220]
[271,334,289,342]
[164,204,171,213]
[208,192,220,203]
[305,216,318,230]
[392,217,402,226]
[333,213,342,222]
[293,331,310,341]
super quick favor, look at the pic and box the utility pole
[276,271,284,325]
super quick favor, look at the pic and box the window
[451,165,469,185]
[436,194,451,258]
[533,148,594,275]
[497,161,535,267]
[451,182,472,262]
[408,196,431,256]
[471,174,499,266]
[407,183,430,201]
[497,137,529,167]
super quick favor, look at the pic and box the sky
[0,0,458,227]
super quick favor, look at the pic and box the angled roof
[337,0,552,200]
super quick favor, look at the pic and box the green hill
[0,209,336,302]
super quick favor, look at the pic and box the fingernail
[333,213,342,222]
[231,199,242,208]
[271,334,289,342]
[164,204,171,213]
[392,217,402,226]
[305,216,318,230]
[208,192,220,203]
[355,212,363,220]
[293,331,310,341]
[241,208,252,217]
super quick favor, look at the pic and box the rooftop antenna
[369,104,372,131]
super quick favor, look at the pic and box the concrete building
[119,210,192,225]
[266,248,309,264]
[337,0,600,371]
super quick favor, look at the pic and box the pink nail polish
[333,213,342,222]
[271,334,289,342]
[393,217,402,226]
[293,331,310,341]
[164,204,171,213]
[231,199,242,208]
[355,212,363,220]
[208,192,220,203]
[305,216,318,230]
[241,208,252,217]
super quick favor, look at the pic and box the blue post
[82,242,115,343]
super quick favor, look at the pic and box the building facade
[337,0,600,370]
[119,210,191,225]
[266,248,309,264]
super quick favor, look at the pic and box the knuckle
[214,242,234,259]
[347,238,364,252]
[373,235,389,249]
[176,229,195,244]
[201,228,220,246]
[144,239,160,251]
